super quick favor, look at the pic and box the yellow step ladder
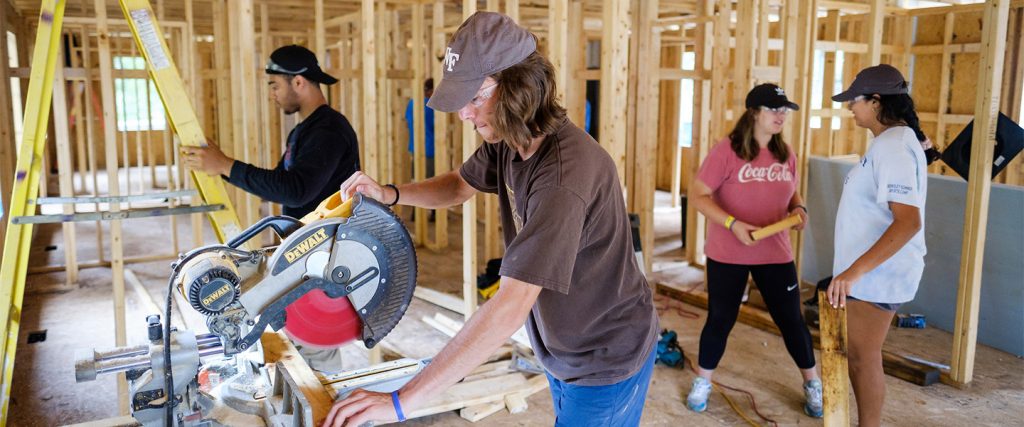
[0,0,245,421]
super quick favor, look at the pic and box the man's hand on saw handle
[340,172,397,206]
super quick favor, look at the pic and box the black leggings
[698,258,816,370]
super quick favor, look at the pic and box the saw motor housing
[174,193,417,355]
[75,193,417,426]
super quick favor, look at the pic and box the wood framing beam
[548,0,568,102]
[686,0,714,265]
[212,0,234,216]
[820,10,840,156]
[631,0,659,273]
[361,0,379,179]
[657,68,708,81]
[52,47,78,286]
[229,0,259,227]
[708,0,730,150]
[934,13,955,157]
[412,2,427,246]
[866,0,884,66]
[461,0,478,320]
[783,0,818,275]
[484,0,503,263]
[314,0,324,61]
[93,0,128,413]
[429,0,449,250]
[565,0,585,126]
[599,0,630,187]
[505,0,519,21]
[662,36,682,209]
[949,0,1010,387]
[732,0,754,102]
[904,0,1023,16]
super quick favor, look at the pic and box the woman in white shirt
[828,64,928,427]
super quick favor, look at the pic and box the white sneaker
[803,379,823,418]
[686,376,712,412]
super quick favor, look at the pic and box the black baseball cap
[427,12,537,112]
[746,83,800,110]
[832,64,908,102]
[266,45,338,85]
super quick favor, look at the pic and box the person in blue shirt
[584,98,591,134]
[405,78,435,179]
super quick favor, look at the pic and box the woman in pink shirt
[686,84,821,418]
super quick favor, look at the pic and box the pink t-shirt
[696,137,798,265]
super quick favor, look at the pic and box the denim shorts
[847,295,901,312]
[544,347,656,427]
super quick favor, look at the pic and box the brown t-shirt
[460,119,658,386]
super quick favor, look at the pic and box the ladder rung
[12,204,224,224]
[32,189,199,205]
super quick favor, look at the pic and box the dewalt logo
[284,228,330,263]
[202,284,233,307]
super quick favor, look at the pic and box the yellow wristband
[724,215,736,230]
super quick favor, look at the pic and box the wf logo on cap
[443,47,461,72]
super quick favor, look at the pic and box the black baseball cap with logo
[746,83,800,110]
[266,45,338,85]
[832,64,908,102]
[427,12,537,112]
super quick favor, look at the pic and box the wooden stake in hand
[751,213,803,241]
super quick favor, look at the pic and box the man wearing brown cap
[325,12,657,427]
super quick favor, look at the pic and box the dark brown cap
[832,64,908,102]
[427,12,537,112]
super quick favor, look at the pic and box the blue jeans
[544,347,656,427]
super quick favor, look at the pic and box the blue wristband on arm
[391,390,406,422]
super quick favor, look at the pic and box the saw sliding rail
[0,0,246,421]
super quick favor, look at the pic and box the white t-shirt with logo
[833,126,927,303]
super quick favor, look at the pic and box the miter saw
[73,192,419,426]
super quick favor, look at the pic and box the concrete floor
[8,189,1024,426]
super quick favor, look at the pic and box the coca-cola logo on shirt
[737,163,793,183]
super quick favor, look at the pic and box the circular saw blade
[282,193,417,349]
[283,290,361,349]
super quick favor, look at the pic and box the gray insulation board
[801,156,1024,356]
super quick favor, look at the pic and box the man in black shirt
[183,45,360,219]
[183,45,359,373]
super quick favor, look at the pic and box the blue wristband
[391,390,406,422]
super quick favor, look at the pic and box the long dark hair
[870,93,941,163]
[490,51,567,150]
[728,108,790,163]
[871,94,925,142]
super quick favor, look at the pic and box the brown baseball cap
[832,64,909,102]
[427,12,537,112]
